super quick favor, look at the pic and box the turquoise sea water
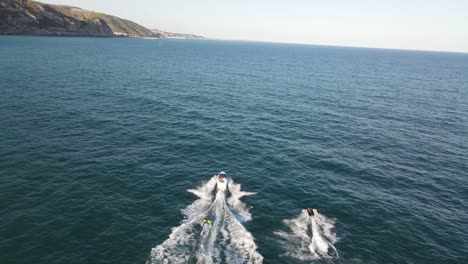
[1,36,467,264]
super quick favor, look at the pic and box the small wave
[147,175,263,264]
[275,209,338,261]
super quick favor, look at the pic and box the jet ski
[307,208,315,216]
[216,171,228,192]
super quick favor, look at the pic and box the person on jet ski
[307,208,315,216]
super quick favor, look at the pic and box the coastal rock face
[0,0,153,37]
[0,0,114,36]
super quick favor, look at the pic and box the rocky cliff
[0,0,156,37]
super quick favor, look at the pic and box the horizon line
[173,36,468,55]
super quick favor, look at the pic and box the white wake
[147,176,263,264]
[275,209,338,261]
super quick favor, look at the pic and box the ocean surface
[1,36,467,264]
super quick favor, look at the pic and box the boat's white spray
[147,175,263,264]
[275,209,338,260]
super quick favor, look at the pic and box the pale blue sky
[43,0,468,52]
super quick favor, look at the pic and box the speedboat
[216,171,228,192]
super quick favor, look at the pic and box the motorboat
[216,171,228,192]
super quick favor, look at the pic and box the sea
[0,36,467,264]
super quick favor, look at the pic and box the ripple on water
[1,37,468,264]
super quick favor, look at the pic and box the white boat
[216,171,228,192]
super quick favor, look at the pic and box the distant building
[113,32,129,37]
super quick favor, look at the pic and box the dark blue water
[1,36,467,264]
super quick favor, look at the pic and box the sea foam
[147,175,263,264]
[275,209,338,260]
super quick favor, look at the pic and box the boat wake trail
[275,209,338,261]
[147,175,263,264]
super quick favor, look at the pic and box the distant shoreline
[0,34,207,40]
[0,33,203,40]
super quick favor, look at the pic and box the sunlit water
[1,36,467,264]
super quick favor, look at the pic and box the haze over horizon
[31,0,468,52]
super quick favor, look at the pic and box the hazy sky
[43,0,468,52]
